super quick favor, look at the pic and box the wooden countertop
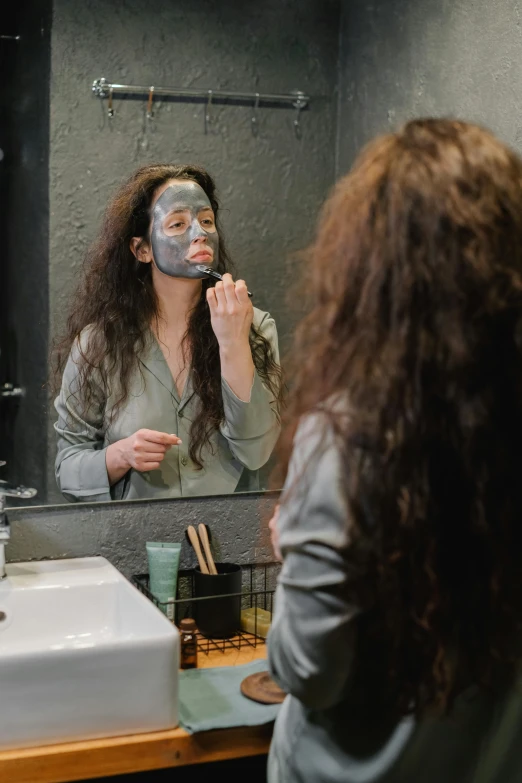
[0,642,272,783]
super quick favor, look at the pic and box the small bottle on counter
[179,618,198,669]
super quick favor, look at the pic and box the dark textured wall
[0,0,51,499]
[8,491,279,579]
[337,0,522,175]
[47,0,340,501]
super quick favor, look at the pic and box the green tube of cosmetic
[146,542,182,621]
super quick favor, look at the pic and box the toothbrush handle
[198,524,218,575]
[187,525,209,574]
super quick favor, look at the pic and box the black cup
[193,563,242,638]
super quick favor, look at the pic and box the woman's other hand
[106,429,182,484]
[269,503,282,562]
[206,273,254,351]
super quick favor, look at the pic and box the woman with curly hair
[268,119,522,782]
[54,164,281,501]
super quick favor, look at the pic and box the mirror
[0,0,341,507]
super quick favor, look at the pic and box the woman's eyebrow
[164,207,190,216]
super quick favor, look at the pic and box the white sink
[0,557,179,750]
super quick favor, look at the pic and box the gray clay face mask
[150,181,219,279]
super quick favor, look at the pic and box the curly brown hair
[278,119,522,715]
[54,163,281,469]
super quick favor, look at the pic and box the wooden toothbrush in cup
[186,524,218,575]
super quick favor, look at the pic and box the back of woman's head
[282,118,522,714]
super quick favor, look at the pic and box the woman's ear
[130,237,152,263]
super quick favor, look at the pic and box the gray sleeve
[267,413,360,710]
[219,312,281,470]
[53,335,112,503]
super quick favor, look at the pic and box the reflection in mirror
[53,165,283,502]
[0,0,340,508]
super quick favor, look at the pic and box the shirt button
[178,411,184,419]
[181,456,188,466]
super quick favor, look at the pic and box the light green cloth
[179,659,280,734]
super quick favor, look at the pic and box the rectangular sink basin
[0,557,179,750]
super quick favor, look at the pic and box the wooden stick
[198,524,218,575]
[186,525,209,574]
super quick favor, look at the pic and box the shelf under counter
[0,643,272,783]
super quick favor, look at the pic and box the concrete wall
[337,0,522,175]
[8,491,279,579]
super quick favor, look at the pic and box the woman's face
[147,179,220,279]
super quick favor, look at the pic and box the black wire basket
[133,562,280,655]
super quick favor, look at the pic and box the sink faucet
[0,461,37,579]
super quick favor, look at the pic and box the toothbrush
[198,524,218,575]
[186,525,210,574]
[195,265,253,298]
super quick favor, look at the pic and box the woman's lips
[189,251,213,262]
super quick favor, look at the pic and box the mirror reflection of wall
[0,0,341,506]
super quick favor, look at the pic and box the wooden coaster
[240,671,286,705]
